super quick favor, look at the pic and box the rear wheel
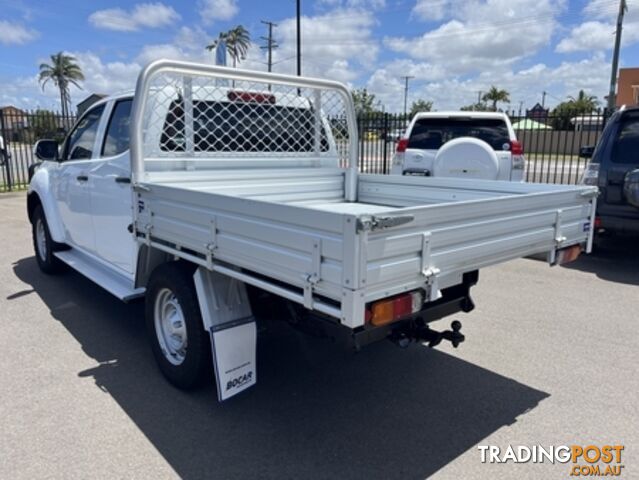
[145,262,211,390]
[31,205,64,274]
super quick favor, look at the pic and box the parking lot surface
[1,191,637,479]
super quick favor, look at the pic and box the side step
[54,250,145,302]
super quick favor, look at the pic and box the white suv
[391,111,525,181]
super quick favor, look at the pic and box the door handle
[115,176,131,184]
[76,175,88,182]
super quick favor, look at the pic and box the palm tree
[568,90,599,113]
[38,52,84,118]
[482,86,510,111]
[206,25,251,68]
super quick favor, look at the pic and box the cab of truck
[580,106,639,234]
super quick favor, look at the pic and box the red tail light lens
[227,91,276,104]
[594,216,602,229]
[510,140,524,155]
[396,138,409,153]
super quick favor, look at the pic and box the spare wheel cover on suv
[433,137,499,180]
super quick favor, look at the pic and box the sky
[0,0,638,112]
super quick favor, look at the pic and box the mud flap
[194,267,257,401]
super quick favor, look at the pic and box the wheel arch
[27,168,66,243]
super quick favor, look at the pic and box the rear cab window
[408,117,511,151]
[160,97,330,153]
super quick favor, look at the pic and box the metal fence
[0,109,76,192]
[0,106,611,192]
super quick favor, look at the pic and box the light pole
[296,0,301,77]
[608,0,627,110]
[401,75,414,117]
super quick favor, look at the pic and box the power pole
[608,0,628,110]
[401,75,414,117]
[260,20,278,73]
[477,91,483,104]
[542,91,547,108]
[296,0,302,77]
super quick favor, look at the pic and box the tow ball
[391,320,465,349]
[419,320,465,348]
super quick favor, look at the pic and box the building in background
[0,106,28,130]
[525,103,549,122]
[616,68,639,107]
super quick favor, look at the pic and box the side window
[63,105,105,161]
[102,99,132,157]
[612,114,639,164]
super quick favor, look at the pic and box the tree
[206,25,251,68]
[409,99,433,117]
[550,90,600,130]
[482,86,510,111]
[38,52,84,118]
[567,90,599,113]
[352,88,377,115]
[460,102,490,112]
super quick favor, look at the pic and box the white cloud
[412,0,450,21]
[386,0,565,76]
[0,20,37,45]
[88,3,180,32]
[269,8,379,83]
[69,52,141,96]
[556,21,616,53]
[318,0,386,8]
[556,0,639,53]
[199,0,239,24]
[366,54,610,112]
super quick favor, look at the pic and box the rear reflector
[368,290,424,326]
[396,138,409,153]
[594,216,602,229]
[227,91,276,104]
[510,140,524,155]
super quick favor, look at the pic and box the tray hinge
[421,232,442,302]
[144,223,153,247]
[205,217,218,270]
[554,209,566,246]
[303,238,322,309]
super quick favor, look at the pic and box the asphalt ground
[1,191,637,479]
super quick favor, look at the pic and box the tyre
[32,204,64,274]
[145,262,212,390]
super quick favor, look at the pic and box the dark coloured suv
[581,106,639,234]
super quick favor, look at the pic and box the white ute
[28,60,597,401]
[391,111,526,181]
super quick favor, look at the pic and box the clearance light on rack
[227,91,276,104]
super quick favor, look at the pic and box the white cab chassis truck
[28,61,597,401]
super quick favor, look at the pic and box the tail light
[396,138,409,153]
[510,140,524,155]
[227,91,276,104]
[366,290,424,327]
[581,162,600,186]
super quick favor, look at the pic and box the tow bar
[390,320,465,349]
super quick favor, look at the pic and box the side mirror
[34,139,59,161]
[579,145,594,159]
